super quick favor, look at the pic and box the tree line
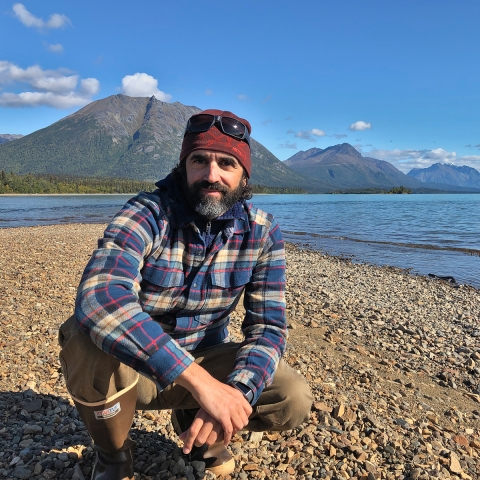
[389,186,412,194]
[0,171,157,194]
[0,171,307,195]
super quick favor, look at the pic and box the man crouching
[58,109,312,479]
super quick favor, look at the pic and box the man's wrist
[231,382,254,404]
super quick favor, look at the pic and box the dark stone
[20,399,43,413]
[13,466,32,479]
[54,459,66,469]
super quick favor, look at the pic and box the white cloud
[47,43,64,53]
[349,120,372,131]
[13,3,71,30]
[121,73,171,101]
[79,78,100,96]
[293,129,326,142]
[0,91,95,109]
[0,60,99,109]
[278,141,297,149]
[32,74,78,94]
[461,155,480,168]
[363,147,480,173]
[238,94,248,101]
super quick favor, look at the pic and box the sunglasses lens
[221,117,247,138]
[188,114,215,133]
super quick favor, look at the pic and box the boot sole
[207,456,236,476]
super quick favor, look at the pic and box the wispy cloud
[46,43,64,53]
[278,141,297,149]
[121,73,171,101]
[349,120,372,131]
[364,147,480,173]
[237,94,248,101]
[13,3,71,30]
[334,133,348,139]
[262,119,272,125]
[0,60,99,108]
[262,95,272,103]
[205,88,213,95]
[285,116,293,121]
[293,128,326,142]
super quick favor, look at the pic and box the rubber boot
[73,382,137,480]
[171,409,235,476]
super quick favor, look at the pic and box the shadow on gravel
[0,389,180,479]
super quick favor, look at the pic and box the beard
[183,179,245,219]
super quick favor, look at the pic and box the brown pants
[58,316,313,432]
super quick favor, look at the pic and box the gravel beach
[1,224,480,480]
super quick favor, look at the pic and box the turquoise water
[1,193,479,288]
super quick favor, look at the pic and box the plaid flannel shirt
[75,175,287,404]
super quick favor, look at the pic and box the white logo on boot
[94,402,121,420]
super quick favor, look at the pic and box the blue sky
[1,1,479,173]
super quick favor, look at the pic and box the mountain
[0,94,310,189]
[284,144,480,193]
[284,143,423,191]
[408,163,480,189]
[0,134,23,145]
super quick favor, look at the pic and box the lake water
[1,193,479,288]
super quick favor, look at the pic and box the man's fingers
[193,418,215,447]
[206,424,222,445]
[220,419,234,445]
[181,415,205,454]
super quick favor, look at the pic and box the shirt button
[193,283,197,287]
[152,375,157,380]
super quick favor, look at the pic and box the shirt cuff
[144,338,195,390]
[227,370,265,406]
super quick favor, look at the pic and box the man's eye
[220,160,235,168]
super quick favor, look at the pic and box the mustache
[193,181,228,193]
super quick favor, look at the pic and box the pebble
[1,225,480,479]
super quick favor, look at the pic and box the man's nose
[204,161,221,183]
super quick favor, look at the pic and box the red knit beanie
[180,109,252,177]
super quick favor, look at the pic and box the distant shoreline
[0,193,133,197]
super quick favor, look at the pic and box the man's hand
[175,362,252,453]
[178,408,223,452]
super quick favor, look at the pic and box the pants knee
[252,363,313,432]
[278,376,313,430]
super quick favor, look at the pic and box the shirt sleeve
[226,216,287,405]
[74,194,194,390]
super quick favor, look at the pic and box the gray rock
[13,466,32,479]
[72,464,86,480]
[20,399,42,413]
[23,424,43,435]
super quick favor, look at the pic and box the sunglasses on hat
[184,114,251,146]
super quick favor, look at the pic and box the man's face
[183,149,246,219]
